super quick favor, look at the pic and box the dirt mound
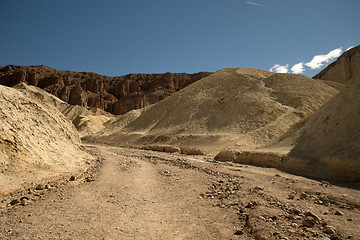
[314,45,360,84]
[0,65,211,115]
[0,85,93,195]
[216,72,360,182]
[85,68,339,153]
[14,83,115,137]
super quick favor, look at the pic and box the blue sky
[0,0,359,77]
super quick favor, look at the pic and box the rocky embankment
[0,65,211,115]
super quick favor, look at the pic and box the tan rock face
[0,65,211,115]
[313,45,360,84]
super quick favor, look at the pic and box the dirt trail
[1,145,359,240]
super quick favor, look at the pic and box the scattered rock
[318,236,331,240]
[85,176,95,182]
[335,210,343,216]
[300,192,308,199]
[70,176,76,181]
[324,225,336,234]
[254,186,264,191]
[20,198,29,206]
[10,199,20,205]
[288,193,296,199]
[302,216,316,227]
[225,200,239,206]
[233,230,243,235]
[320,181,331,187]
[35,184,46,190]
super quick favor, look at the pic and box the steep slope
[86,68,339,153]
[216,72,360,182]
[0,65,211,115]
[288,71,360,180]
[313,45,360,84]
[0,85,93,195]
[14,83,115,137]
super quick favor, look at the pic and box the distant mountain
[0,65,211,115]
[313,45,360,84]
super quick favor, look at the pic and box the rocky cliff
[0,65,211,115]
[313,45,360,84]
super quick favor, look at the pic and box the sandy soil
[1,145,359,240]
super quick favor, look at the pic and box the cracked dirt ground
[1,144,359,240]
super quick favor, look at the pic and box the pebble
[302,217,315,227]
[300,192,308,199]
[323,225,336,234]
[36,184,45,190]
[70,176,76,181]
[233,230,243,235]
[85,176,95,182]
[288,193,296,199]
[318,236,331,240]
[10,199,20,205]
[335,210,343,216]
[254,186,264,191]
[21,198,29,206]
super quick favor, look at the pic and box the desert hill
[215,72,360,182]
[13,83,115,137]
[287,71,360,181]
[85,68,340,154]
[0,65,211,115]
[0,85,93,195]
[313,45,360,84]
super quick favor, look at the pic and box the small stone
[324,225,336,234]
[234,230,243,235]
[318,236,331,240]
[288,193,296,199]
[254,186,264,191]
[275,174,280,177]
[305,211,321,222]
[287,229,296,233]
[300,192,308,199]
[292,208,302,215]
[335,210,343,216]
[10,199,20,205]
[347,218,353,221]
[225,200,239,206]
[20,198,29,206]
[35,184,45,190]
[85,176,95,182]
[70,176,76,181]
[302,216,317,227]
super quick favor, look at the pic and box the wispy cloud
[291,62,305,74]
[246,1,269,8]
[270,64,289,73]
[305,48,343,70]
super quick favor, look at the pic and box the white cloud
[305,48,343,70]
[270,64,289,73]
[291,62,305,74]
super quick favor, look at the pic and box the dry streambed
[0,145,359,240]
